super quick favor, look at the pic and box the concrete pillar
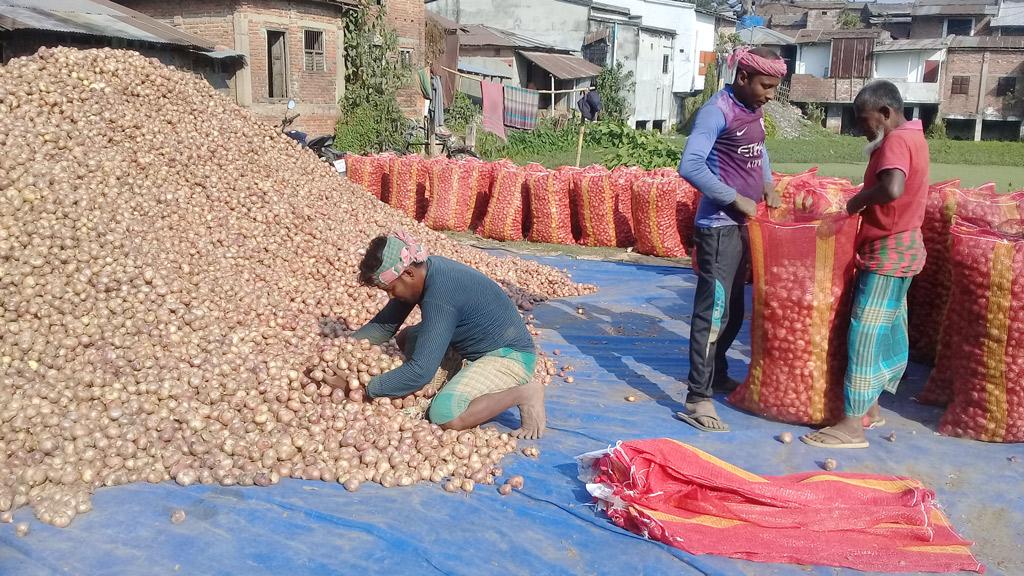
[825,104,842,134]
[912,106,920,119]
[974,52,990,141]
[233,12,252,107]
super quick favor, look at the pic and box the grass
[773,163,1024,192]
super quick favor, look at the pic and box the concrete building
[0,0,243,89]
[122,0,426,136]
[942,36,1024,140]
[909,0,999,39]
[425,0,591,51]
[454,24,601,111]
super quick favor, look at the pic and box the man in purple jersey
[676,46,787,432]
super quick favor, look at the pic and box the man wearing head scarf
[337,231,544,438]
[676,46,787,432]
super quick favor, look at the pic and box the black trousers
[687,225,749,402]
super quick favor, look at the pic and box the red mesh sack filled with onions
[906,179,961,367]
[468,158,497,230]
[387,154,429,221]
[728,192,860,425]
[423,158,489,232]
[346,153,392,200]
[933,222,1024,442]
[479,163,529,241]
[574,172,631,247]
[526,169,575,244]
[610,165,644,246]
[630,177,689,257]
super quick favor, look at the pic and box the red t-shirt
[857,119,930,277]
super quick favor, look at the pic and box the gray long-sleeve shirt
[353,256,534,398]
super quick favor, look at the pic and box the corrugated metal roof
[736,25,795,46]
[0,0,225,51]
[867,3,913,16]
[992,0,1024,27]
[793,28,890,43]
[911,0,998,16]
[518,50,602,80]
[948,35,1024,49]
[426,11,460,32]
[457,58,513,79]
[872,38,948,52]
[459,24,565,52]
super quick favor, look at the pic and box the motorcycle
[280,100,347,174]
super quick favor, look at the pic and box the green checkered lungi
[402,325,537,425]
[844,271,913,417]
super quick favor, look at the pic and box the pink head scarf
[374,230,429,287]
[728,46,787,79]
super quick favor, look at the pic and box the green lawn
[772,163,1024,192]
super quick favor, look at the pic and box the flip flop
[674,410,730,433]
[862,416,887,430]
[800,427,869,449]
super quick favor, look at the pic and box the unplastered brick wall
[942,50,1024,118]
[385,0,427,116]
[118,0,237,48]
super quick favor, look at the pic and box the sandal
[800,427,869,449]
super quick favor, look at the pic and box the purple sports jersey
[680,87,770,228]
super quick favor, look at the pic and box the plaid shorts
[427,348,537,424]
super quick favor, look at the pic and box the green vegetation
[773,163,1024,192]
[595,62,635,122]
[445,92,479,134]
[334,0,411,154]
[768,135,1024,167]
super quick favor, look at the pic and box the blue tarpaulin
[1,255,1021,575]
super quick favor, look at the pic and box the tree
[596,61,636,122]
[334,0,411,153]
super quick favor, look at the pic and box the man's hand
[733,195,758,218]
[763,181,782,209]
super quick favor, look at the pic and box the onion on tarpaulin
[0,47,595,529]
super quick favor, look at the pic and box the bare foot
[512,382,546,439]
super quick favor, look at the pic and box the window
[944,18,974,36]
[304,30,325,72]
[997,76,1017,96]
[821,11,828,15]
[662,54,670,74]
[951,75,970,95]
[399,49,413,68]
[267,30,288,98]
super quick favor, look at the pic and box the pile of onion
[0,47,594,527]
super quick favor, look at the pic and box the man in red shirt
[802,81,929,449]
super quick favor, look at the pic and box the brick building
[121,0,426,136]
[942,36,1024,140]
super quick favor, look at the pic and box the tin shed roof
[519,51,602,80]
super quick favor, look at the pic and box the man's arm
[846,168,906,215]
[847,135,911,215]
[352,298,415,344]
[680,106,758,217]
[365,300,458,398]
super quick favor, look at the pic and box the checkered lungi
[402,325,537,424]
[844,271,913,417]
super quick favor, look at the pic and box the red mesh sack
[468,159,497,230]
[423,158,488,232]
[610,166,643,246]
[728,197,860,425]
[650,167,678,179]
[387,155,429,221]
[526,170,574,245]
[479,163,528,241]
[631,177,688,257]
[575,172,625,247]
[676,179,701,254]
[907,179,961,367]
[934,222,1024,442]
[346,153,391,200]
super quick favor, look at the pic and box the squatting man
[323,231,546,439]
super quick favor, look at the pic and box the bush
[446,92,479,134]
[926,119,948,140]
[588,121,679,169]
[804,103,825,127]
[596,62,635,122]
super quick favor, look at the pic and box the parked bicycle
[393,118,479,160]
